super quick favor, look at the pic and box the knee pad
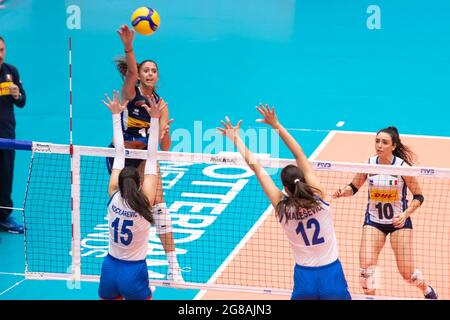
[408,269,424,286]
[152,203,172,235]
[360,266,379,291]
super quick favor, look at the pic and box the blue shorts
[291,259,351,300]
[105,143,145,174]
[98,254,152,300]
[364,213,413,235]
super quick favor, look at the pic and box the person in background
[0,35,26,234]
[333,126,437,299]
[218,105,351,300]
[99,90,162,300]
[105,25,183,282]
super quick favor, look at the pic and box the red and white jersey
[107,191,150,261]
[279,196,339,267]
[366,156,407,224]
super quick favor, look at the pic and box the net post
[22,148,35,278]
[70,147,81,284]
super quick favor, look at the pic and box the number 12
[296,218,325,246]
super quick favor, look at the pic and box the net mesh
[22,144,450,299]
[24,153,72,275]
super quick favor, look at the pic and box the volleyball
[131,7,160,36]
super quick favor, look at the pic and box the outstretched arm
[332,173,367,199]
[217,117,283,207]
[117,25,138,101]
[102,91,128,197]
[159,100,173,151]
[256,104,324,197]
[145,94,172,151]
[141,100,167,205]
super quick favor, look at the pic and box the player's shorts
[363,212,413,235]
[291,259,351,300]
[98,254,152,300]
[123,132,148,145]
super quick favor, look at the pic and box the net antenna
[69,37,82,286]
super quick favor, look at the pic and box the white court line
[255,127,450,140]
[308,130,337,161]
[0,206,24,211]
[331,130,450,140]
[0,278,26,297]
[254,126,331,133]
[194,132,335,300]
[194,205,274,300]
[0,272,26,277]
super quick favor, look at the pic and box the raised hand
[157,98,168,112]
[144,94,157,109]
[117,24,135,50]
[160,118,174,141]
[256,103,280,129]
[217,116,242,141]
[102,90,127,114]
[142,97,166,119]
[142,94,165,118]
[332,188,345,199]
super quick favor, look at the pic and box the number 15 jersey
[107,191,151,261]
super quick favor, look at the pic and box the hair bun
[388,126,399,133]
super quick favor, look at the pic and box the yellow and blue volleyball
[131,7,160,36]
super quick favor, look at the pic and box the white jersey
[107,191,151,261]
[279,196,339,267]
[366,156,408,224]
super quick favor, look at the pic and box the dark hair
[115,56,158,79]
[275,165,321,223]
[118,167,154,224]
[377,126,415,165]
[0,36,4,43]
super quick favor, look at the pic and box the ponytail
[119,167,154,224]
[275,165,321,223]
[378,126,416,165]
[115,56,129,79]
[115,56,141,80]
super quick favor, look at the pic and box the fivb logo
[420,168,435,176]
[315,162,332,170]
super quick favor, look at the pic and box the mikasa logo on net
[34,143,51,153]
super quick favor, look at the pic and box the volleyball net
[2,138,449,299]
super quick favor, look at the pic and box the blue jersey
[122,86,160,143]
